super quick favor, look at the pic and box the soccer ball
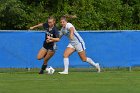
[46,66,55,74]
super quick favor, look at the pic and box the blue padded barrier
[0,30,140,68]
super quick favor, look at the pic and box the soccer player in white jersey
[58,15,101,74]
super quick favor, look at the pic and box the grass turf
[0,69,140,93]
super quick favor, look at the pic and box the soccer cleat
[39,70,44,74]
[58,71,68,75]
[96,63,101,73]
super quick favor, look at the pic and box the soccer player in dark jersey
[29,16,60,74]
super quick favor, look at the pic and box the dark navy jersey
[43,23,59,46]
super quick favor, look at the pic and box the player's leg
[76,42,101,72]
[59,44,75,74]
[39,50,55,74]
[78,51,100,72]
[37,47,47,60]
[37,47,47,74]
[44,50,55,65]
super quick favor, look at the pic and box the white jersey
[60,23,84,45]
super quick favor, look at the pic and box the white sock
[64,58,69,72]
[86,57,97,67]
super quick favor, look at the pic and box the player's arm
[46,36,60,43]
[47,36,60,42]
[69,27,74,40]
[46,29,60,43]
[29,23,43,30]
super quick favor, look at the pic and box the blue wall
[0,31,140,68]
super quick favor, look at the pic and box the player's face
[60,19,67,28]
[48,19,55,27]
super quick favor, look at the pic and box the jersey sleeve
[66,23,74,30]
[43,23,48,30]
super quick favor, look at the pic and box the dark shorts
[43,42,57,51]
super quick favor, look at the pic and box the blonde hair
[60,14,77,21]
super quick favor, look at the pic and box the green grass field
[0,69,140,93]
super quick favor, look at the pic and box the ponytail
[61,14,77,21]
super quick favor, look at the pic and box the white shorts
[67,42,86,52]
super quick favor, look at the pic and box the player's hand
[29,27,34,30]
[46,39,53,43]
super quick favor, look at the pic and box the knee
[63,54,69,58]
[37,56,42,60]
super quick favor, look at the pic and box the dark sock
[39,64,47,74]
[41,64,47,70]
